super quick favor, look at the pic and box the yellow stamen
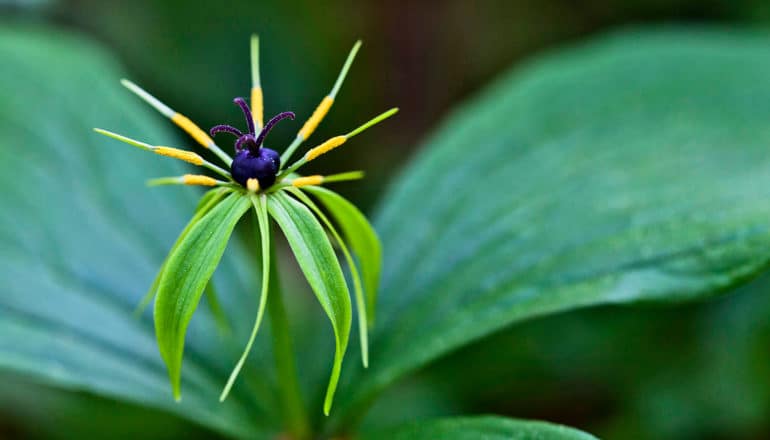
[171,113,214,148]
[154,147,204,165]
[251,87,264,128]
[182,174,218,186]
[247,178,260,192]
[292,175,324,187]
[298,96,334,141]
[305,135,347,161]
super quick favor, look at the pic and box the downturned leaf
[287,187,369,367]
[155,192,251,400]
[333,28,770,426]
[305,186,381,325]
[363,416,598,440]
[267,191,352,415]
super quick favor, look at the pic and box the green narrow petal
[330,40,361,99]
[266,191,351,415]
[154,192,251,400]
[220,194,271,401]
[305,186,381,326]
[250,34,261,88]
[287,187,369,367]
[345,108,399,139]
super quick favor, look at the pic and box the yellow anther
[251,87,264,128]
[299,96,334,141]
[182,174,218,186]
[292,175,324,187]
[247,178,260,192]
[171,113,214,148]
[305,135,347,161]
[154,147,204,165]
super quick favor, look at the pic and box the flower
[94,35,395,415]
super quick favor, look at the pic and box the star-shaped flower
[94,35,396,415]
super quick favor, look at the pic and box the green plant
[93,37,396,424]
[2,24,770,439]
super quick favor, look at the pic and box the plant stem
[267,240,310,439]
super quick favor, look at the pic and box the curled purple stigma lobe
[213,98,297,156]
[235,134,258,152]
[233,97,256,135]
[210,124,243,138]
[254,111,295,148]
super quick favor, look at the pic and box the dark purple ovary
[209,97,295,189]
[231,148,281,188]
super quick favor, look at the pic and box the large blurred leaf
[0,25,276,437]
[414,271,770,439]
[363,416,598,440]
[332,28,770,426]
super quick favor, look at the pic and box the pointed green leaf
[267,191,351,415]
[155,192,251,400]
[305,186,381,324]
[363,416,597,440]
[287,187,369,367]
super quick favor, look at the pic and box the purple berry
[231,148,280,188]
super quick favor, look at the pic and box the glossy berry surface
[231,147,280,188]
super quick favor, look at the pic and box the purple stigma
[210,124,243,138]
[235,134,258,152]
[233,97,256,135]
[254,111,295,148]
[212,97,297,155]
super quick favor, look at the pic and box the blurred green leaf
[332,28,770,426]
[362,416,598,440]
[267,191,352,415]
[415,271,770,439]
[155,191,250,400]
[0,25,275,438]
[306,186,382,324]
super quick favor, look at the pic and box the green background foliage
[332,27,770,433]
[3,1,770,439]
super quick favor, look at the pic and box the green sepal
[287,187,369,367]
[154,191,251,400]
[266,191,352,415]
[304,186,381,326]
